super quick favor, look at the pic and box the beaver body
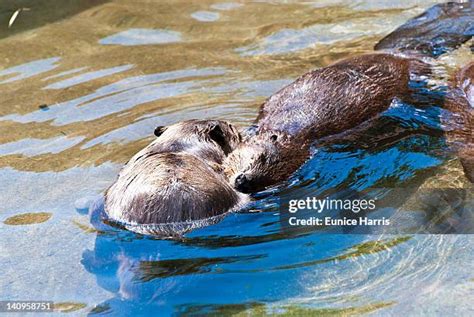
[224,1,473,193]
[104,2,473,237]
[224,53,431,193]
[105,120,248,236]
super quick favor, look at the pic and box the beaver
[104,120,248,236]
[223,53,432,193]
[375,1,473,57]
[224,2,473,193]
[376,1,473,182]
[443,62,474,182]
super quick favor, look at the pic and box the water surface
[0,0,473,316]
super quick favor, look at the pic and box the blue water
[82,99,467,315]
[0,0,472,316]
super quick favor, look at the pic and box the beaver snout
[234,174,252,193]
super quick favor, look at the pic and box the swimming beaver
[223,53,432,193]
[377,1,473,182]
[104,120,248,236]
[224,2,473,193]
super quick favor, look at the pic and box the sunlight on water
[0,0,472,315]
[42,66,90,81]
[210,2,243,11]
[99,28,183,46]
[2,67,227,125]
[0,57,61,84]
[236,13,418,56]
[43,64,134,89]
[0,136,85,157]
[191,11,221,22]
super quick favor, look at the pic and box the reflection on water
[2,67,226,125]
[43,64,134,89]
[0,0,472,316]
[0,135,85,156]
[176,301,393,316]
[99,28,183,46]
[236,13,416,56]
[42,66,89,81]
[0,57,61,84]
[210,2,243,11]
[191,11,221,22]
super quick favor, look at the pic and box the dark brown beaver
[375,1,473,57]
[443,62,474,182]
[374,1,473,182]
[105,120,248,236]
[224,53,431,193]
[224,1,473,193]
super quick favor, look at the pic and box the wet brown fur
[105,120,248,226]
[374,1,473,57]
[224,53,431,192]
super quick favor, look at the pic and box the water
[0,0,473,316]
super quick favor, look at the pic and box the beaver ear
[209,124,228,151]
[154,126,166,137]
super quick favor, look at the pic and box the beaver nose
[234,174,251,193]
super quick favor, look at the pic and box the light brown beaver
[104,120,248,236]
[223,53,432,193]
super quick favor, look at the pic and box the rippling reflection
[99,28,183,46]
[0,0,472,315]
[42,66,89,81]
[0,136,84,156]
[237,14,414,56]
[2,67,226,125]
[191,11,221,22]
[210,2,243,11]
[0,57,60,84]
[44,64,134,89]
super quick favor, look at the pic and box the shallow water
[0,0,473,316]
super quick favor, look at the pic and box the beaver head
[223,131,311,193]
[105,119,247,235]
[149,119,241,163]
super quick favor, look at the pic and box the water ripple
[294,235,473,315]
[0,57,61,84]
[43,64,134,89]
[0,136,85,157]
[236,14,416,56]
[210,3,243,11]
[99,28,183,46]
[42,67,89,81]
[1,67,227,125]
[190,11,220,22]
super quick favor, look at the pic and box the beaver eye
[270,134,278,142]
